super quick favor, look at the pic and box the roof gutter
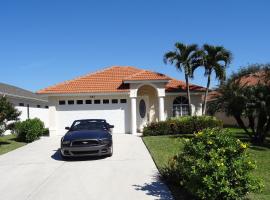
[37,92,130,97]
[0,92,48,102]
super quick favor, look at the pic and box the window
[37,105,41,108]
[59,100,65,105]
[94,99,100,104]
[112,99,118,104]
[77,100,83,104]
[103,99,109,104]
[139,99,146,118]
[19,103,24,106]
[120,99,127,103]
[173,96,189,117]
[85,100,92,104]
[45,106,49,109]
[68,100,74,105]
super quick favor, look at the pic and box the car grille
[71,150,99,155]
[71,140,100,147]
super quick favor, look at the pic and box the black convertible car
[60,119,114,159]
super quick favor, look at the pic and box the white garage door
[56,102,130,135]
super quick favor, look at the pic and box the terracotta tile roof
[37,66,205,94]
[123,70,171,81]
[238,71,269,86]
[165,79,206,92]
[207,71,270,102]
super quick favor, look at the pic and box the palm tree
[195,44,232,115]
[164,42,199,116]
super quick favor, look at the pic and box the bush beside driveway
[143,128,270,200]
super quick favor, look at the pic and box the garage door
[56,102,130,135]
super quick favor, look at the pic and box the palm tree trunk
[202,74,211,115]
[185,74,192,116]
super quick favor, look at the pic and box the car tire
[60,152,69,160]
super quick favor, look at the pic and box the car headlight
[99,139,111,145]
[62,140,71,145]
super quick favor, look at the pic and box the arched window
[173,96,189,117]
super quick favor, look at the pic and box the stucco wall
[16,106,49,127]
[214,112,249,126]
[164,93,203,118]
[137,85,158,122]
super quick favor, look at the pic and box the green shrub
[14,118,47,143]
[43,128,49,136]
[143,116,222,136]
[162,128,263,200]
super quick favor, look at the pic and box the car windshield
[70,121,107,131]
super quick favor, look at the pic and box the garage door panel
[56,104,129,134]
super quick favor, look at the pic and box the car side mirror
[65,127,70,130]
[109,125,114,129]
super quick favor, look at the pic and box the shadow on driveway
[133,175,173,200]
[51,149,108,162]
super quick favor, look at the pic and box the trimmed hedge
[143,116,222,136]
[14,118,48,143]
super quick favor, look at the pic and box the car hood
[63,130,111,141]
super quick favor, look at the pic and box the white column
[159,96,165,121]
[131,97,137,135]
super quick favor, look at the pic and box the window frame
[76,100,83,105]
[59,100,66,105]
[94,99,101,104]
[120,99,127,104]
[68,100,75,105]
[112,99,118,104]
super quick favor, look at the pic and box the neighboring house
[208,70,269,126]
[0,82,49,130]
[37,66,205,135]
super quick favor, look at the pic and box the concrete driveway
[0,134,173,200]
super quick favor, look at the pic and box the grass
[0,134,26,155]
[143,128,270,200]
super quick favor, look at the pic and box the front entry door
[137,96,149,132]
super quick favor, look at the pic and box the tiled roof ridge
[37,66,138,93]
[123,68,171,80]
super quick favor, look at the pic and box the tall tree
[164,42,198,116]
[195,44,232,115]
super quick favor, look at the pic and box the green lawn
[143,128,270,200]
[0,134,26,155]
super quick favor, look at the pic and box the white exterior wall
[3,96,49,135]
[214,112,249,126]
[16,106,49,127]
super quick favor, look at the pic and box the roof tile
[37,66,205,94]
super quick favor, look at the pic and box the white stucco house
[37,66,205,135]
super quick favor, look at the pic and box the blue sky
[0,0,269,91]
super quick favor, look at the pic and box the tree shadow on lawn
[51,148,108,162]
[0,141,10,145]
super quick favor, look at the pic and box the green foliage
[14,118,47,143]
[143,116,222,136]
[164,42,199,115]
[210,64,270,144]
[0,96,21,134]
[192,44,232,115]
[162,128,264,200]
